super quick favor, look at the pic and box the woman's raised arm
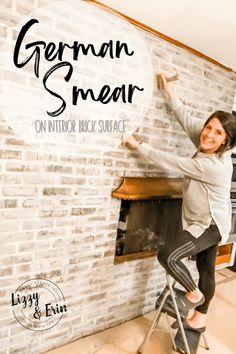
[158,74,203,148]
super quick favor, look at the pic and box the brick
[71,207,96,216]
[0,243,16,255]
[5,162,39,172]
[103,151,125,158]
[21,199,40,208]
[0,208,37,220]
[60,177,86,185]
[60,156,87,164]
[24,151,57,161]
[76,167,101,175]
[2,186,38,196]
[0,221,19,233]
[0,11,21,27]
[0,266,12,277]
[34,269,62,279]
[45,165,73,174]
[18,241,49,252]
[43,187,71,196]
[88,216,106,223]
[22,219,54,230]
[0,199,17,208]
[55,219,84,227]
[59,198,79,206]
[0,253,33,265]
[40,208,68,218]
[16,1,36,15]
[0,150,22,159]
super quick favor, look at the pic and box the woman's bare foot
[187,310,206,329]
[185,288,204,303]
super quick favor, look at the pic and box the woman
[123,74,236,351]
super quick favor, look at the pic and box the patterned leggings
[157,224,222,314]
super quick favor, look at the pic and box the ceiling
[96,0,236,72]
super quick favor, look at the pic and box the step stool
[137,272,210,354]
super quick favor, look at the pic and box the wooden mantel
[112,177,183,200]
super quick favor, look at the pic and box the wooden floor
[45,268,236,354]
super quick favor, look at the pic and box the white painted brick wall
[0,1,236,354]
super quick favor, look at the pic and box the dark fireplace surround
[112,177,183,263]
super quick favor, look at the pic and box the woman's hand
[157,74,175,100]
[122,134,141,150]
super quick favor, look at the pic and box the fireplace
[112,177,236,268]
[112,177,183,263]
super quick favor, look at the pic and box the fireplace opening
[112,177,183,263]
[115,198,182,258]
